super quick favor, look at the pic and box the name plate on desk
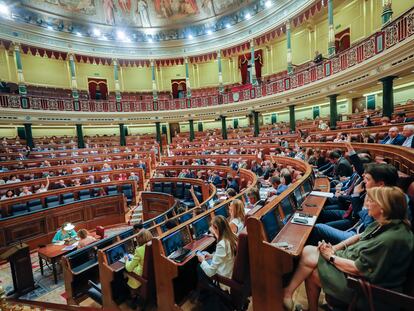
[291,213,317,226]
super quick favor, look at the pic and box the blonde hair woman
[283,186,413,310]
[229,199,246,234]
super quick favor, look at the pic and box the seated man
[394,112,414,123]
[402,124,414,148]
[380,126,405,145]
[309,163,399,245]
[320,151,353,182]
[226,175,239,194]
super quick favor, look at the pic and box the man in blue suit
[380,126,405,145]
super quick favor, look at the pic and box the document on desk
[62,242,79,251]
[310,191,334,198]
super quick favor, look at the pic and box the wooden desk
[38,244,74,284]
[247,176,329,311]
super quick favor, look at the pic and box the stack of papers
[310,191,334,198]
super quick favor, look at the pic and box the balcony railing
[0,6,413,113]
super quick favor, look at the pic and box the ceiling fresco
[0,0,312,57]
[20,0,255,29]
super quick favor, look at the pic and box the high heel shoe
[283,297,294,310]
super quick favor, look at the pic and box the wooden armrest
[123,271,148,285]
[347,276,414,309]
[212,274,243,292]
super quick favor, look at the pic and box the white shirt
[402,134,414,147]
[230,218,245,235]
[200,239,234,279]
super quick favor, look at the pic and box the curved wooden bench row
[0,151,154,174]
[142,182,217,238]
[298,142,414,175]
[62,179,216,305]
[96,168,257,310]
[0,180,137,220]
[141,192,178,222]
[306,121,414,138]
[150,177,210,205]
[0,145,157,164]
[0,167,145,197]
[169,134,299,148]
[168,143,287,156]
[154,164,254,191]
[246,157,329,311]
[161,154,261,168]
[0,142,78,152]
[0,191,129,253]
[0,158,147,182]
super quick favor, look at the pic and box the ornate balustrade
[0,6,413,113]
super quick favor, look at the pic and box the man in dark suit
[402,124,414,148]
[209,171,222,187]
[226,175,239,193]
[380,126,405,145]
[394,112,414,123]
[328,151,353,180]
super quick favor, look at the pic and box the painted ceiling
[0,0,312,58]
[13,0,262,41]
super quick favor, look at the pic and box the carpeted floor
[0,225,132,305]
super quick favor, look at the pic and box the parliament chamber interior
[1,0,414,310]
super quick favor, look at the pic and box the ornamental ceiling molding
[0,0,312,58]
[1,35,413,125]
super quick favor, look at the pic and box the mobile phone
[195,250,203,256]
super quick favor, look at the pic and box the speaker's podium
[0,243,35,297]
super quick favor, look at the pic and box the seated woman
[229,199,245,234]
[52,222,77,244]
[77,229,97,248]
[125,229,153,309]
[283,186,414,311]
[197,216,237,294]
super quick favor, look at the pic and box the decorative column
[119,123,126,146]
[217,50,224,93]
[68,54,79,110]
[253,111,260,137]
[24,123,34,149]
[151,60,158,110]
[327,0,335,57]
[250,40,257,86]
[14,43,28,109]
[286,20,293,75]
[329,94,338,129]
[289,105,296,132]
[380,76,397,118]
[189,119,195,142]
[382,0,393,25]
[76,124,85,148]
[156,122,162,153]
[221,116,227,140]
[185,57,192,109]
[113,59,122,112]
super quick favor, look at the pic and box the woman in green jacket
[283,186,414,310]
[124,229,153,308]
